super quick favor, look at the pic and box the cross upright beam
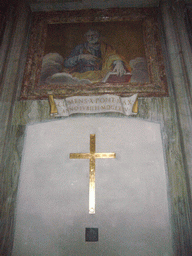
[70,134,116,214]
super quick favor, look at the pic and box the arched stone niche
[12,116,173,255]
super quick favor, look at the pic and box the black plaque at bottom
[85,228,98,242]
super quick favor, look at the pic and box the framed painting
[20,8,168,99]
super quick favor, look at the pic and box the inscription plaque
[85,228,98,242]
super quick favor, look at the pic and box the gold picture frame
[20,8,168,100]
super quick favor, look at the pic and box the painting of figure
[64,29,129,78]
[39,21,149,86]
[20,9,168,99]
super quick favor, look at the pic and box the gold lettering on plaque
[70,134,116,214]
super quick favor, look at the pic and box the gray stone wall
[0,1,32,254]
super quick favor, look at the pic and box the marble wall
[12,117,173,255]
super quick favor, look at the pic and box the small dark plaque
[85,228,98,242]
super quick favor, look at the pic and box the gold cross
[70,134,116,214]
